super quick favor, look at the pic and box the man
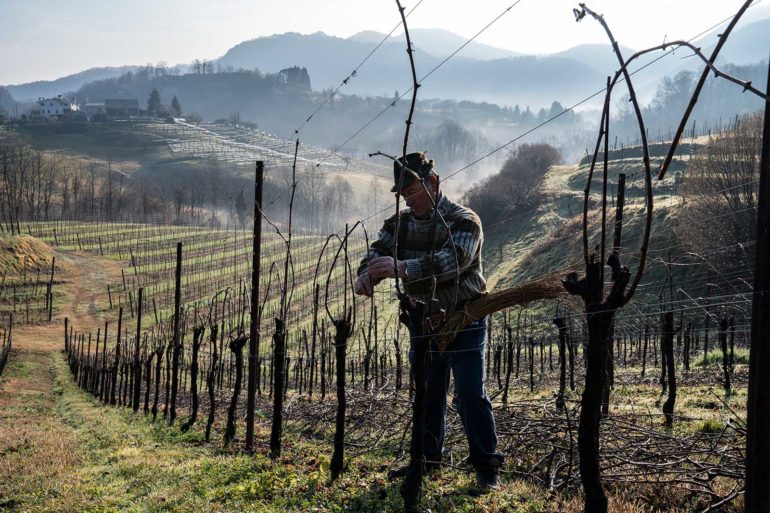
[354,151,503,492]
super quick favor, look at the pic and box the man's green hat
[391,152,435,193]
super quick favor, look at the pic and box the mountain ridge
[4,17,770,114]
[349,28,522,61]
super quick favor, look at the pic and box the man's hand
[354,273,374,297]
[355,257,408,297]
[366,256,407,281]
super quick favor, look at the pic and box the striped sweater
[357,193,486,313]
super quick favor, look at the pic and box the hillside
[0,133,752,513]
[349,28,521,61]
[7,66,139,102]
[8,119,699,297]
[5,119,395,233]
[6,66,141,103]
[0,87,16,118]
[0,235,63,276]
[216,32,604,108]
[483,143,687,310]
[52,69,586,170]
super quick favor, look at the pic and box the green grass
[12,122,168,163]
[3,338,747,512]
[695,418,726,434]
[694,348,749,367]
[43,353,549,512]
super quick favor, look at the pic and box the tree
[676,112,762,275]
[173,186,185,221]
[170,96,182,117]
[410,120,489,169]
[296,166,325,231]
[464,143,561,225]
[234,189,247,228]
[147,88,161,116]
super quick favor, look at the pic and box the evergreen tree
[170,96,182,117]
[147,88,161,116]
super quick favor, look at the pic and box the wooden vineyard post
[394,337,403,391]
[269,317,286,458]
[245,160,263,454]
[309,284,319,398]
[151,343,163,420]
[566,322,577,392]
[143,341,152,414]
[132,287,143,412]
[503,323,514,403]
[2,314,11,375]
[169,242,182,425]
[93,328,101,396]
[554,315,568,410]
[746,57,770,513]
[110,307,122,406]
[330,311,352,480]
[662,311,676,427]
[47,256,55,321]
[182,326,204,432]
[205,324,219,442]
[270,139,298,458]
[320,327,326,399]
[399,296,427,513]
[224,335,247,448]
[64,317,69,357]
[719,317,731,394]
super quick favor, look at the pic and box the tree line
[0,134,375,234]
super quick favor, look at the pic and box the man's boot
[474,467,500,494]
[471,455,502,494]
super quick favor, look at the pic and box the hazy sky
[0,0,765,85]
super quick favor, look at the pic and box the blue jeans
[410,317,503,471]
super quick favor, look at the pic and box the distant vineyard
[131,118,392,177]
[19,219,396,340]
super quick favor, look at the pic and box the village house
[81,98,140,120]
[104,98,140,117]
[37,95,79,116]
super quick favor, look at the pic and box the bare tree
[464,143,561,224]
[677,112,762,274]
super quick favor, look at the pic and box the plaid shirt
[358,193,486,313]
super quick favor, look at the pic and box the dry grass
[0,248,132,510]
[437,266,577,349]
[0,235,74,276]
[0,349,83,510]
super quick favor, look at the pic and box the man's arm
[401,213,482,286]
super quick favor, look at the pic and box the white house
[37,95,79,116]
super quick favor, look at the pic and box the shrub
[463,143,561,225]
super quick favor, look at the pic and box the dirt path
[0,250,124,510]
